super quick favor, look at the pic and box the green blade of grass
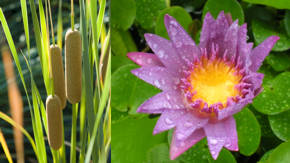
[0,129,13,163]
[80,0,98,161]
[85,50,111,163]
[57,0,63,49]
[38,0,50,94]
[70,103,79,163]
[0,111,38,160]
[20,0,30,56]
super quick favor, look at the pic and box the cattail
[46,95,63,150]
[49,45,66,109]
[65,29,82,104]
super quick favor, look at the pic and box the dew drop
[165,118,173,124]
[225,143,231,147]
[166,94,171,100]
[210,139,218,145]
[154,80,160,87]
[176,41,182,48]
[177,133,185,140]
[184,122,193,127]
[159,50,165,58]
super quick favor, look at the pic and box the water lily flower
[127,11,279,160]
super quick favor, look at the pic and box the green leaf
[111,28,137,56]
[135,0,167,30]
[242,0,290,10]
[111,0,136,30]
[234,108,261,156]
[112,117,167,163]
[202,0,244,24]
[146,143,179,163]
[111,64,160,113]
[258,149,274,163]
[252,19,290,52]
[267,141,290,163]
[112,108,129,124]
[253,72,290,115]
[284,10,290,37]
[155,6,192,39]
[268,110,290,141]
[266,52,290,72]
[112,55,134,73]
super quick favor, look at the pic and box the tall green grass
[0,0,110,162]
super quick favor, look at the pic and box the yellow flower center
[189,58,242,107]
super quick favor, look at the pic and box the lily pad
[258,149,274,163]
[284,10,290,36]
[111,28,137,56]
[266,52,290,72]
[252,19,290,52]
[234,108,261,156]
[202,0,244,24]
[243,0,290,10]
[146,143,179,163]
[155,6,192,39]
[111,0,136,30]
[135,0,167,30]
[268,110,290,141]
[267,141,290,163]
[112,116,167,163]
[111,64,160,114]
[253,72,290,115]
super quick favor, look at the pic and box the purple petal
[217,100,248,120]
[199,12,216,50]
[131,66,175,91]
[200,12,230,55]
[144,33,184,75]
[204,117,238,160]
[127,52,164,67]
[137,90,185,114]
[174,111,208,141]
[237,24,252,68]
[223,20,239,60]
[153,110,187,135]
[249,36,279,72]
[170,129,205,160]
[164,14,200,64]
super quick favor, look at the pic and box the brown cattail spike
[49,45,66,109]
[46,95,63,150]
[65,29,82,104]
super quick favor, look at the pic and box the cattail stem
[70,103,78,163]
[71,0,74,30]
[48,0,55,46]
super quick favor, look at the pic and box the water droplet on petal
[166,94,171,100]
[176,41,182,48]
[154,80,160,87]
[184,122,193,127]
[165,118,173,124]
[177,133,185,140]
[210,139,218,145]
[225,143,231,147]
[158,50,165,58]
